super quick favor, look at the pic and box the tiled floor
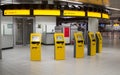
[0,37,120,75]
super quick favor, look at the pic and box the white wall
[0,10,2,59]
[1,13,13,48]
[1,16,13,35]
[35,16,56,33]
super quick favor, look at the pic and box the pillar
[88,18,99,33]
[0,10,2,59]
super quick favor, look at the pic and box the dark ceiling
[108,0,120,18]
[0,0,120,18]
[109,0,120,8]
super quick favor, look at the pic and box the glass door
[15,17,34,45]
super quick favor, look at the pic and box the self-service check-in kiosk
[96,32,102,53]
[88,32,96,56]
[54,33,65,60]
[30,33,41,61]
[74,32,84,58]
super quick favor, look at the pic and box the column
[0,10,2,59]
[88,18,99,33]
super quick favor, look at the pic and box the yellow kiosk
[88,32,96,56]
[54,33,65,60]
[30,33,41,61]
[96,32,103,53]
[74,32,84,58]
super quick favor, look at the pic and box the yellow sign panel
[64,10,85,16]
[34,10,60,16]
[102,13,110,19]
[87,12,101,18]
[4,9,30,15]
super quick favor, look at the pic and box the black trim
[56,41,64,44]
[2,47,13,50]
[87,34,91,55]
[30,9,33,16]
[78,40,84,43]
[96,34,99,53]
[31,42,40,44]
[74,41,76,58]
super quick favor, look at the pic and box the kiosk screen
[32,36,40,41]
[57,36,63,41]
[91,34,95,39]
[78,35,82,40]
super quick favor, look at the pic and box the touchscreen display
[91,34,95,39]
[77,35,82,40]
[32,36,40,41]
[57,36,63,41]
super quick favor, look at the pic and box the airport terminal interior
[0,0,120,75]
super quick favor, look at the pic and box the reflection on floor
[0,37,120,75]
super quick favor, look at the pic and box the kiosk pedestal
[88,32,96,56]
[54,33,65,60]
[30,33,41,61]
[96,32,102,53]
[74,32,84,58]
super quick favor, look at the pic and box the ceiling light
[60,0,83,4]
[106,7,120,11]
